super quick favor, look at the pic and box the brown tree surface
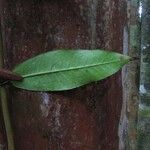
[0,0,126,150]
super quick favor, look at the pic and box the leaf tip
[119,55,131,64]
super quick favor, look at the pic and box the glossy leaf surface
[12,50,130,91]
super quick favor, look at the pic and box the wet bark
[0,0,126,150]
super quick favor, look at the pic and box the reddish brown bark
[0,0,126,150]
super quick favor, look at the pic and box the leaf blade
[12,50,130,91]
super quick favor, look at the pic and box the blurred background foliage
[138,0,150,149]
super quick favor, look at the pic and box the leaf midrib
[22,60,121,78]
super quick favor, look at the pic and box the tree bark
[0,0,127,149]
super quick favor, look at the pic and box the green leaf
[12,50,130,91]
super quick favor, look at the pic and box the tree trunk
[0,0,127,149]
